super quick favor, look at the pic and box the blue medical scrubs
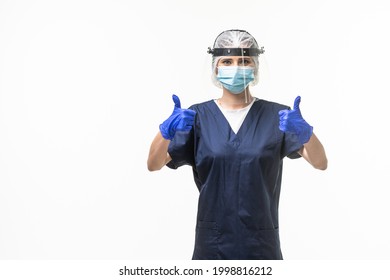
[167,98,302,260]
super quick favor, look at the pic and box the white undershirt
[214,98,256,134]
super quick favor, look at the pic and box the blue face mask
[216,66,255,94]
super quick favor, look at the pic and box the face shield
[207,29,265,103]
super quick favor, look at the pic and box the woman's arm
[147,95,195,171]
[279,96,327,170]
[147,132,172,171]
[298,133,327,170]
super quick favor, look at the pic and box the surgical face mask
[216,66,255,94]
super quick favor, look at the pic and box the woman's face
[217,56,255,67]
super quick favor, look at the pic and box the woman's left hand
[278,96,313,145]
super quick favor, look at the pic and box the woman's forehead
[219,56,253,59]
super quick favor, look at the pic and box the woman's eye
[222,60,232,65]
[239,59,251,65]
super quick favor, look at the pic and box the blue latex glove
[159,94,196,140]
[278,96,313,145]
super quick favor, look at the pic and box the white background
[1,0,389,260]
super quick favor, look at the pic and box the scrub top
[167,98,302,260]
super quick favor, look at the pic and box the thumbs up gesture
[159,94,196,140]
[278,96,313,145]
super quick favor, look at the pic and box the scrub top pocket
[245,228,283,260]
[192,221,221,260]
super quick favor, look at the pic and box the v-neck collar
[207,98,259,141]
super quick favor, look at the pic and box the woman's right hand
[159,94,196,140]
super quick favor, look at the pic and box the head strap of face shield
[207,47,265,57]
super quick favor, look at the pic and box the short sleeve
[282,132,303,159]
[166,129,195,169]
[276,104,303,159]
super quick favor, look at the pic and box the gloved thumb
[172,94,181,109]
[293,96,301,111]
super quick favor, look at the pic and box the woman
[147,29,327,260]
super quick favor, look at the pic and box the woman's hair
[211,29,261,88]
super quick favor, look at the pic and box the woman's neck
[217,90,254,110]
